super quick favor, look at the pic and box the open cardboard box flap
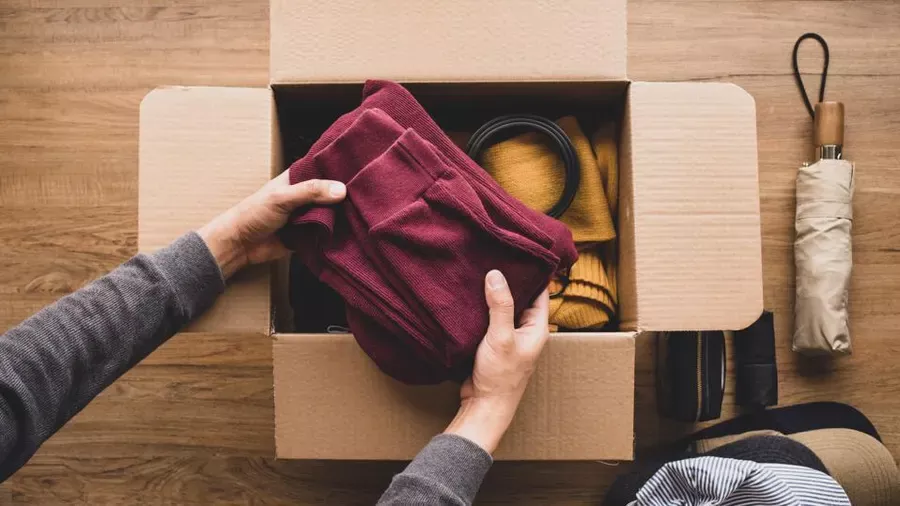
[621,82,762,331]
[139,87,275,333]
[269,0,628,84]
[137,0,762,461]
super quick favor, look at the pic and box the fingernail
[487,270,505,290]
[329,182,345,197]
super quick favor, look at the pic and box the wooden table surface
[1,0,899,503]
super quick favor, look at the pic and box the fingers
[518,289,549,330]
[517,289,550,354]
[484,270,515,342]
[270,179,346,212]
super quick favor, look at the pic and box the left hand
[198,171,346,278]
[444,271,550,454]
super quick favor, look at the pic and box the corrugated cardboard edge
[274,332,636,461]
[138,86,275,334]
[627,82,764,331]
[269,0,627,84]
[618,91,639,331]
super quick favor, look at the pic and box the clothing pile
[605,402,900,506]
[478,117,619,330]
[280,80,577,385]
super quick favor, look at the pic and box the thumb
[485,270,515,340]
[274,179,346,211]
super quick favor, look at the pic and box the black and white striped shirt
[629,456,850,506]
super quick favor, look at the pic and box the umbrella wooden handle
[814,101,844,147]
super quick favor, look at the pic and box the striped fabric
[628,456,850,506]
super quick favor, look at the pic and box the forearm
[444,397,518,455]
[0,232,224,480]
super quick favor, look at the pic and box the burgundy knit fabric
[281,81,577,384]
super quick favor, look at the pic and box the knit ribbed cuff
[402,434,493,502]
[548,249,615,329]
[148,232,226,322]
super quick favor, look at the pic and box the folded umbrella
[791,34,855,355]
[794,103,854,355]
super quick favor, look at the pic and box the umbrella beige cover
[794,101,854,355]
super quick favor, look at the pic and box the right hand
[444,270,550,454]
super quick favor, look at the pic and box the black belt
[465,114,580,219]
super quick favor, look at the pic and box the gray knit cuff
[148,232,226,321]
[404,434,493,500]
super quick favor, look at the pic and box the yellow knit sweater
[481,117,618,329]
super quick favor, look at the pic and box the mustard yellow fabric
[479,117,619,329]
[593,122,619,311]
[547,249,615,329]
[481,117,615,244]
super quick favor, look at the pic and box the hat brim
[788,428,900,506]
[695,427,900,506]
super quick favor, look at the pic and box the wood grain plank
[0,3,268,90]
[628,0,900,81]
[0,206,134,328]
[2,453,401,505]
[45,363,275,456]
[1,453,626,505]
[0,91,139,212]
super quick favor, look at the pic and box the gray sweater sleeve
[0,232,224,481]
[378,434,493,505]
[0,231,492,502]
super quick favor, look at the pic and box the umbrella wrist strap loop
[792,33,830,119]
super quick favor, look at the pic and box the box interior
[264,80,640,461]
[269,80,632,335]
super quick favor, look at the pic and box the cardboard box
[138,0,763,461]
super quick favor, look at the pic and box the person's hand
[198,171,346,278]
[444,270,550,454]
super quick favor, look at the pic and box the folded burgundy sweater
[282,81,577,384]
